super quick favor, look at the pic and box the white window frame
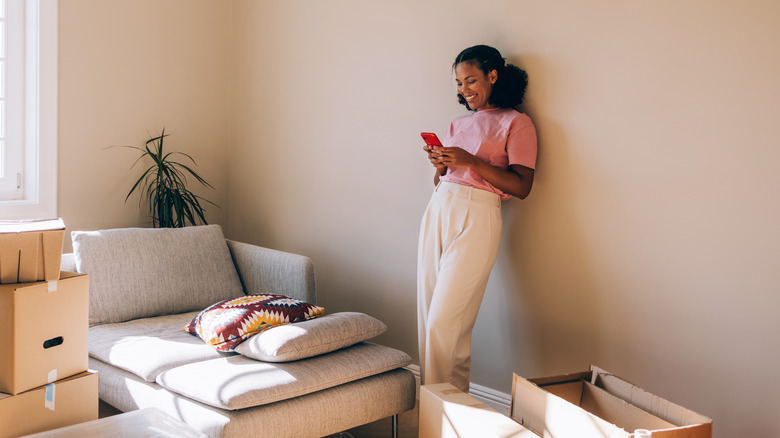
[0,0,57,219]
[0,0,26,195]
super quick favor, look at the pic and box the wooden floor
[99,400,419,438]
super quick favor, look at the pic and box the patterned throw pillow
[184,294,324,352]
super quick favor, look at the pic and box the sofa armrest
[226,240,316,304]
[61,253,77,272]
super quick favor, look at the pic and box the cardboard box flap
[529,370,592,387]
[542,380,676,432]
[0,218,65,233]
[0,219,65,283]
[590,365,713,427]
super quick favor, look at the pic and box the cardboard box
[0,370,98,438]
[420,383,537,438]
[0,219,65,284]
[511,366,713,438]
[0,272,89,395]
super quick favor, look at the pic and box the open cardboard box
[0,370,98,438]
[0,272,89,395]
[420,383,537,438]
[0,219,65,284]
[511,365,713,438]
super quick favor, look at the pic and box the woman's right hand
[424,145,448,185]
[424,145,447,171]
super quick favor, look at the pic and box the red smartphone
[421,132,443,147]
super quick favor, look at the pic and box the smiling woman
[417,44,538,393]
[453,45,529,114]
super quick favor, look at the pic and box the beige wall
[228,1,779,437]
[57,1,780,436]
[59,0,230,251]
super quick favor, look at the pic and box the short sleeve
[506,116,537,170]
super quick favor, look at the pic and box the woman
[418,45,537,392]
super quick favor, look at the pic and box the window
[0,0,57,219]
[1,0,24,199]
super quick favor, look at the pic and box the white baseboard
[403,364,512,415]
[405,364,421,384]
[468,382,512,415]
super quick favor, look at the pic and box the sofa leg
[391,414,398,438]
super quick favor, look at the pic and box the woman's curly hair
[454,45,528,111]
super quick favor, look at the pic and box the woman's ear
[489,69,498,85]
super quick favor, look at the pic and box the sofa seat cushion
[155,342,412,410]
[90,312,236,382]
[72,225,245,326]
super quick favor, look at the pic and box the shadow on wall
[498,54,608,375]
[501,119,604,375]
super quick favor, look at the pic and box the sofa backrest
[71,225,245,326]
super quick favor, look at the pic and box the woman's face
[455,61,497,111]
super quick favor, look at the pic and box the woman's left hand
[434,146,535,199]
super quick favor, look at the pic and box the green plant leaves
[114,128,218,228]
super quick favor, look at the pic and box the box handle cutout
[43,336,64,349]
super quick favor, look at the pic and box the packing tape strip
[48,280,57,293]
[634,430,652,438]
[45,383,55,411]
[48,369,57,383]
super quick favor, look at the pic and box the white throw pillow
[235,312,387,362]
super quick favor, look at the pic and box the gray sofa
[61,225,415,438]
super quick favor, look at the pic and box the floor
[325,403,419,438]
[99,400,420,438]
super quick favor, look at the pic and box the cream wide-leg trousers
[417,181,502,392]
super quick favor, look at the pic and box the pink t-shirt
[440,107,537,200]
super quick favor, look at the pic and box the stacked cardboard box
[420,365,712,438]
[0,219,65,284]
[0,219,98,438]
[420,383,536,437]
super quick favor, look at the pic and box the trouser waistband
[435,181,501,207]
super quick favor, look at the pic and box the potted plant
[118,128,218,228]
